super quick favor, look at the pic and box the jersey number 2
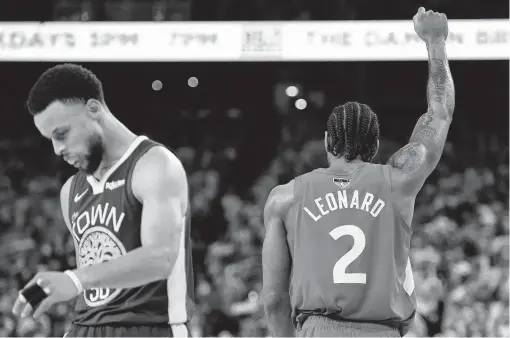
[329,225,367,284]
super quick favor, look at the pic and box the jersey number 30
[329,225,367,284]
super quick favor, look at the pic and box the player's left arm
[74,146,188,290]
[262,181,295,337]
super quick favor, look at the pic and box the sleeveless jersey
[67,136,194,326]
[286,162,417,334]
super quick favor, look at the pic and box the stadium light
[152,80,163,91]
[295,98,307,110]
[188,77,199,87]
[285,85,299,97]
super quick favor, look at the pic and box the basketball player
[262,7,454,337]
[12,64,194,337]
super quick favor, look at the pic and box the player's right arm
[387,8,455,223]
[262,181,295,337]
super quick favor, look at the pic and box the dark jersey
[286,162,416,333]
[67,136,194,326]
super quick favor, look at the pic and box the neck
[98,114,138,170]
[328,155,365,167]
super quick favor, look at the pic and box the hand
[12,271,81,319]
[413,7,448,43]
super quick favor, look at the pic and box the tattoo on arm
[387,143,427,174]
[428,59,452,105]
[427,41,455,115]
[410,108,440,145]
[387,44,454,176]
[410,50,454,152]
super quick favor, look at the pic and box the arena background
[0,0,508,337]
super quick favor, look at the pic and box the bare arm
[262,181,295,337]
[74,147,189,289]
[388,38,455,196]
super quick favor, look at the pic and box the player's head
[27,63,107,174]
[325,101,380,163]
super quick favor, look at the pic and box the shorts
[297,315,400,337]
[64,323,190,337]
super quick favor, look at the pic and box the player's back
[286,161,416,333]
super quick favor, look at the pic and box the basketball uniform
[65,136,194,337]
[286,162,417,337]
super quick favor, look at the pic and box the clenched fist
[413,7,448,43]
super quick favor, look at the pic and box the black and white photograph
[0,0,508,337]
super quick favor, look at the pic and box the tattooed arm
[387,36,455,217]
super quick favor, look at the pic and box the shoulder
[134,145,185,175]
[132,146,187,199]
[386,142,429,195]
[386,142,428,175]
[264,179,295,222]
[60,175,75,203]
[60,175,75,226]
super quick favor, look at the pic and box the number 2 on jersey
[329,225,367,284]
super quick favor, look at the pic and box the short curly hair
[326,101,380,162]
[27,63,104,115]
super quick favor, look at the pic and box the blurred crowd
[0,109,507,336]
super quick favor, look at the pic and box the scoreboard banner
[0,20,507,61]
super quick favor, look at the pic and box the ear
[324,131,329,151]
[85,99,102,119]
[372,139,380,161]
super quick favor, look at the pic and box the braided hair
[326,101,380,162]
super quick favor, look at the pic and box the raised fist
[413,7,448,43]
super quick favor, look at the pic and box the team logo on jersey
[333,177,351,189]
[105,179,125,191]
[78,227,127,307]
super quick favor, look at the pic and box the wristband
[64,270,84,294]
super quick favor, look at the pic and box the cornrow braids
[326,101,380,162]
